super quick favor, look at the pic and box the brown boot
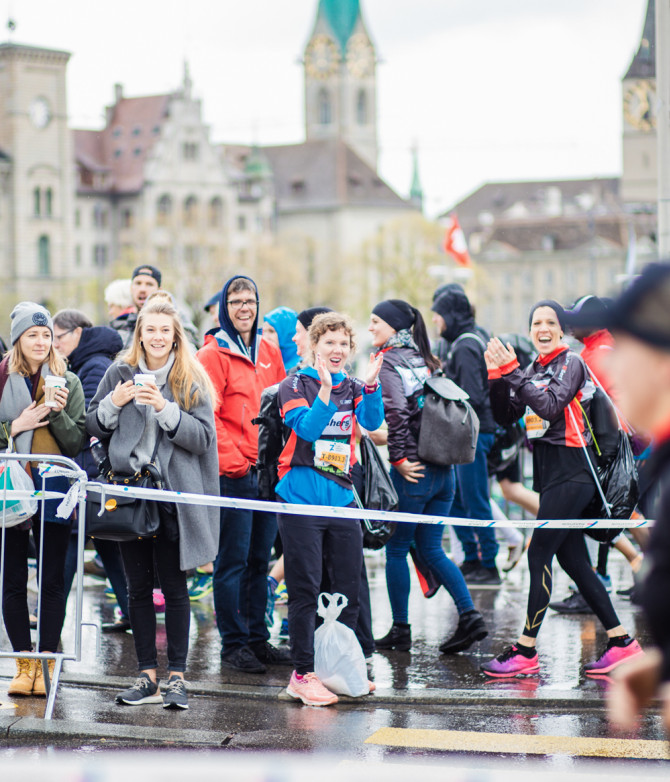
[8,656,36,696]
[32,659,55,697]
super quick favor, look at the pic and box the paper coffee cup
[44,375,65,408]
[134,373,156,405]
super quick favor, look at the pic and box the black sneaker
[248,640,293,666]
[221,645,267,674]
[468,566,502,587]
[374,622,411,651]
[439,610,488,654]
[116,673,162,705]
[548,592,592,614]
[459,560,481,579]
[162,674,189,710]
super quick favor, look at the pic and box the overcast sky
[3,0,650,215]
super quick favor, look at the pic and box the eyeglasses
[227,298,257,310]
[53,328,74,341]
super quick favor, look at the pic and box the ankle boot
[439,610,488,654]
[374,622,411,651]
[8,656,36,696]
[33,658,56,697]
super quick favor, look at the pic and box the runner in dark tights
[480,299,642,678]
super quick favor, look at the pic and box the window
[93,244,108,266]
[209,197,223,228]
[237,214,247,232]
[38,235,50,276]
[184,245,199,264]
[75,246,81,267]
[74,209,81,228]
[156,194,172,226]
[121,208,134,229]
[33,187,41,216]
[183,195,198,227]
[356,89,367,125]
[93,204,108,228]
[182,142,199,161]
[132,125,142,136]
[45,188,53,217]
[318,88,332,125]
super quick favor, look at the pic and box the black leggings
[524,482,621,638]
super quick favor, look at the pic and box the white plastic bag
[0,449,38,527]
[314,592,368,697]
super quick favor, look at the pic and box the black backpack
[253,384,290,500]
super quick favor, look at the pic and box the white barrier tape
[37,463,88,520]
[83,480,653,530]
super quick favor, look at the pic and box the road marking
[0,699,17,709]
[365,727,670,760]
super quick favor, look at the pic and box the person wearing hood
[431,287,500,586]
[52,309,130,634]
[263,307,300,372]
[197,275,291,673]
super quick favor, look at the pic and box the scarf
[381,329,419,352]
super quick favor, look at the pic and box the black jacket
[378,346,430,464]
[637,437,670,682]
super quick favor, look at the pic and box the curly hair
[307,312,357,358]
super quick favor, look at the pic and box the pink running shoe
[286,671,338,706]
[368,680,376,693]
[481,645,540,678]
[153,588,165,613]
[584,638,644,675]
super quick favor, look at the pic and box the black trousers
[278,505,363,675]
[524,482,621,638]
[119,527,189,673]
[1,521,71,652]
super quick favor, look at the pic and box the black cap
[563,295,610,330]
[576,262,670,350]
[132,265,162,286]
[203,292,220,312]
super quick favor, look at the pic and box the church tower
[621,0,657,206]
[303,0,378,171]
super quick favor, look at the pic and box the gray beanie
[10,301,54,345]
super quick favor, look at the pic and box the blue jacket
[264,306,299,371]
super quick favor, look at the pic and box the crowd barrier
[0,450,653,721]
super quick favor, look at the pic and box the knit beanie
[529,299,566,332]
[297,306,333,330]
[371,299,416,332]
[10,301,54,345]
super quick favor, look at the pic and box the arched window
[38,235,50,276]
[45,188,53,217]
[156,194,172,226]
[356,90,367,125]
[318,88,332,125]
[183,195,198,227]
[33,187,41,216]
[209,197,223,228]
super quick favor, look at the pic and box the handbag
[354,433,398,550]
[402,358,480,466]
[0,438,38,528]
[86,433,165,542]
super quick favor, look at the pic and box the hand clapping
[485,337,517,370]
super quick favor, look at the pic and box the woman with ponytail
[368,299,487,656]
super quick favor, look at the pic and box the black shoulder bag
[86,432,165,542]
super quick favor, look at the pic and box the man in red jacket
[197,275,290,672]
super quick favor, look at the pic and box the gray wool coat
[86,361,220,571]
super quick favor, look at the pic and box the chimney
[114,83,123,104]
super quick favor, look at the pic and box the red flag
[442,214,471,267]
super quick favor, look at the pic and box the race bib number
[524,406,549,439]
[314,439,350,473]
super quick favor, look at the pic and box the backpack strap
[447,332,487,362]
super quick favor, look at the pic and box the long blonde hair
[8,338,66,377]
[122,294,215,411]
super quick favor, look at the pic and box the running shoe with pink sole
[481,645,540,678]
[286,671,338,706]
[584,639,644,675]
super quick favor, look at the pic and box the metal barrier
[0,452,89,720]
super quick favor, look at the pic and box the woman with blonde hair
[1,302,86,698]
[87,294,219,709]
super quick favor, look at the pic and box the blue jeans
[213,470,277,655]
[452,432,499,568]
[385,464,474,623]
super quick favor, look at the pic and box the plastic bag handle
[317,592,348,622]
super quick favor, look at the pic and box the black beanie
[372,299,416,332]
[529,299,566,332]
[297,306,333,330]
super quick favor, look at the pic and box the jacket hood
[264,307,299,370]
[217,275,260,364]
[68,326,123,373]
[431,288,475,342]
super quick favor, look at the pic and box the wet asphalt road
[0,542,667,769]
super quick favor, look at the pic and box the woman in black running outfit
[481,300,641,678]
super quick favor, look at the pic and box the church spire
[409,144,423,211]
[315,0,361,52]
[624,0,655,80]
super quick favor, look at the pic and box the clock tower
[621,0,657,206]
[303,0,378,170]
[0,43,74,301]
